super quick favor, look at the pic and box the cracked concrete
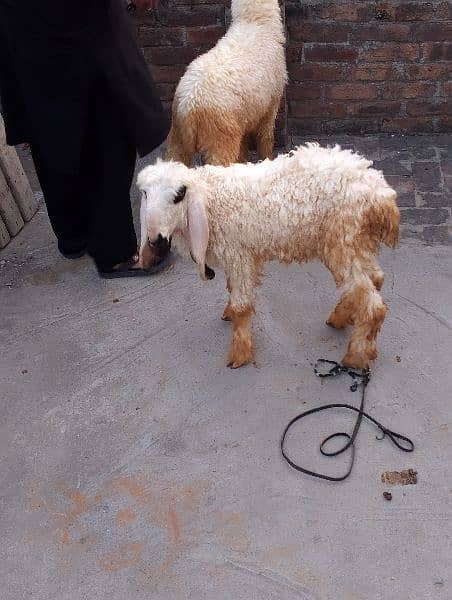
[1,144,452,599]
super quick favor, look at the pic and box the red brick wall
[286,0,452,136]
[135,0,452,143]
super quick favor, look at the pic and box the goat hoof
[326,313,353,329]
[227,345,254,369]
[222,304,233,321]
[228,360,244,369]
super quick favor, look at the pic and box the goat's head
[137,160,214,281]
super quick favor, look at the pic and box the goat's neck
[231,0,282,25]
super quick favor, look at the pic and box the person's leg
[30,147,89,257]
[81,80,138,271]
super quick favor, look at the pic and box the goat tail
[360,185,400,250]
[379,188,400,248]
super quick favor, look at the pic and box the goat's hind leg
[341,264,387,369]
[327,289,355,329]
[327,253,385,329]
[165,125,193,166]
[361,254,385,290]
[255,99,279,161]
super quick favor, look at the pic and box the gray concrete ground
[1,139,452,599]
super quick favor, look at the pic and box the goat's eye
[174,185,187,204]
[142,190,147,199]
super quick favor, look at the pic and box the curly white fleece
[138,144,398,309]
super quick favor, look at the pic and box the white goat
[165,0,287,166]
[138,144,399,370]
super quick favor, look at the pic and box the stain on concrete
[115,508,136,528]
[30,486,102,550]
[99,541,145,572]
[381,469,418,485]
[28,475,253,580]
[168,507,181,544]
[59,488,102,544]
[31,268,62,285]
[109,477,153,506]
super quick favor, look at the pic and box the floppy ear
[187,187,210,281]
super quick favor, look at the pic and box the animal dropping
[381,469,418,486]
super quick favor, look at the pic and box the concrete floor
[1,162,452,600]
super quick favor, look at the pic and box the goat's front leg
[225,270,256,368]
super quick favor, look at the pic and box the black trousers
[31,78,137,270]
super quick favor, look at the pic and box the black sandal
[97,252,174,279]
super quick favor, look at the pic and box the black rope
[281,359,414,482]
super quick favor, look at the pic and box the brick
[304,44,358,62]
[348,101,402,116]
[322,118,382,135]
[442,159,452,176]
[419,192,452,207]
[373,3,396,21]
[149,64,186,84]
[327,83,377,100]
[144,46,199,65]
[395,1,449,21]
[412,161,443,191]
[172,0,229,4]
[413,23,452,42]
[361,43,419,62]
[385,176,416,207]
[381,82,437,99]
[407,100,452,116]
[286,84,322,100]
[187,25,225,45]
[382,117,436,133]
[401,208,449,225]
[289,63,344,81]
[350,23,411,42]
[422,42,452,61]
[445,81,452,96]
[156,82,177,101]
[350,63,400,81]
[288,118,325,135]
[290,101,346,118]
[139,26,185,47]
[374,158,411,176]
[289,23,349,43]
[161,5,224,26]
[437,116,452,130]
[318,3,374,21]
[287,45,303,63]
[405,64,452,80]
[422,226,452,244]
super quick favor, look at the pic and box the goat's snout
[149,233,171,252]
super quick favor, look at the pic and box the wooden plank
[0,214,11,248]
[0,166,24,236]
[0,117,37,221]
